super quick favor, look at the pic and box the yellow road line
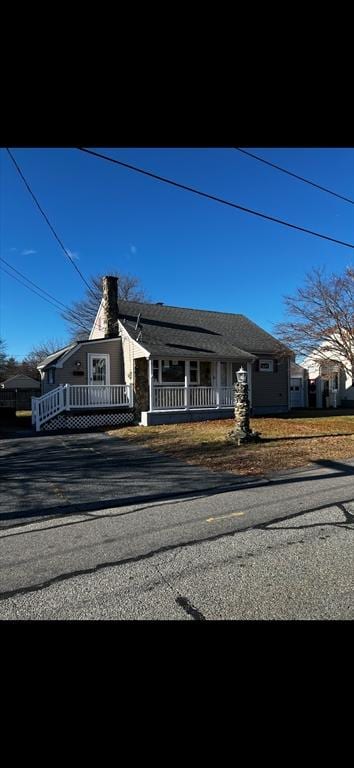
[206,512,245,523]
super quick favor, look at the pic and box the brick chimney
[102,276,118,338]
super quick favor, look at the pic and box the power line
[0,256,70,311]
[0,258,100,333]
[0,258,96,331]
[234,147,354,205]
[77,148,354,251]
[5,148,97,299]
[0,265,70,313]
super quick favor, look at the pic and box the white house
[302,336,354,409]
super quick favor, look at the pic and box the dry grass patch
[108,411,354,477]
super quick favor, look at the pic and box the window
[152,360,159,382]
[48,368,55,385]
[220,362,228,387]
[161,360,185,383]
[259,359,274,373]
[332,373,339,391]
[190,361,199,384]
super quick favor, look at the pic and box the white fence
[32,384,133,430]
[152,386,234,410]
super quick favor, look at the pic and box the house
[302,343,353,409]
[0,373,41,412]
[1,373,40,390]
[33,276,292,431]
[290,361,308,409]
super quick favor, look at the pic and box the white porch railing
[67,384,132,408]
[32,384,133,431]
[152,385,234,410]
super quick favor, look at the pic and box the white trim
[259,359,274,372]
[148,359,153,411]
[154,359,187,385]
[37,345,76,370]
[89,299,104,340]
[87,353,110,385]
[55,337,118,368]
[118,320,150,358]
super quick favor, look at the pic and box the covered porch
[141,358,252,426]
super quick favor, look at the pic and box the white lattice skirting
[42,409,134,431]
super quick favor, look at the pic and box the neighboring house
[290,362,308,409]
[302,339,354,409]
[0,373,41,412]
[0,374,40,390]
[33,276,293,431]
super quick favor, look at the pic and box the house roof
[0,373,40,388]
[37,337,122,369]
[37,343,78,370]
[118,300,289,360]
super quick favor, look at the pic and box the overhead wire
[234,147,354,206]
[0,256,70,311]
[5,148,98,299]
[77,147,354,250]
[0,265,71,313]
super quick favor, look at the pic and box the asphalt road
[1,432,353,619]
[0,432,245,526]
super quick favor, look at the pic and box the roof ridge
[119,299,244,318]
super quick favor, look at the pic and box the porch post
[148,359,154,411]
[35,403,40,432]
[31,397,36,425]
[59,384,64,411]
[185,360,190,409]
[216,361,221,407]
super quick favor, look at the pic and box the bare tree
[274,266,354,376]
[21,338,68,379]
[0,339,7,379]
[61,271,149,340]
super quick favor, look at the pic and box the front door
[88,354,110,385]
[88,354,110,403]
[290,377,302,407]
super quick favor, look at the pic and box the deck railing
[32,384,133,430]
[152,385,234,410]
[67,384,132,408]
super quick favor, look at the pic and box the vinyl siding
[119,322,148,387]
[42,339,123,393]
[89,301,105,340]
[252,357,289,410]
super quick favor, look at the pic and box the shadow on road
[1,431,354,529]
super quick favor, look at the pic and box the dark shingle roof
[118,301,288,359]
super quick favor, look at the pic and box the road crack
[150,562,206,621]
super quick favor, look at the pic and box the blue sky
[1,147,353,359]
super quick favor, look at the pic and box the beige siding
[42,340,123,393]
[119,322,148,387]
[89,300,105,339]
[252,357,289,410]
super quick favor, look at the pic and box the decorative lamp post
[229,365,260,445]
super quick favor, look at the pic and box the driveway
[0,431,249,527]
